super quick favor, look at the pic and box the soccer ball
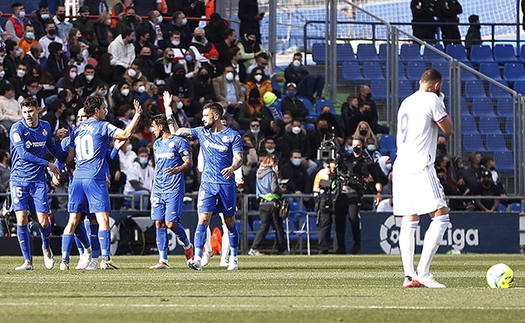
[486,264,514,288]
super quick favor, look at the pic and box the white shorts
[392,165,448,216]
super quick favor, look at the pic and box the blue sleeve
[46,131,68,163]
[178,138,192,159]
[15,144,49,167]
[106,147,119,164]
[232,132,243,153]
[189,127,200,140]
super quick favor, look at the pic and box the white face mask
[85,75,94,81]
[177,101,183,109]
[121,89,130,96]
[39,52,45,58]
[17,69,26,78]
[293,60,301,67]
[171,40,180,46]
[0,70,4,79]
[292,126,301,135]
[254,74,262,82]
[128,69,137,78]
[251,128,260,134]
[69,115,75,121]
[138,85,146,93]
[225,72,234,82]
[266,148,275,154]
[126,145,132,152]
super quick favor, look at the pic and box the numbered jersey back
[71,118,118,180]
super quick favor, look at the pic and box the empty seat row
[461,116,514,135]
[462,98,514,117]
[463,134,514,154]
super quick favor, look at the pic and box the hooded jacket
[256,167,282,201]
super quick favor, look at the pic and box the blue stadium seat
[470,45,495,64]
[461,116,478,134]
[470,98,495,117]
[492,151,514,172]
[464,80,487,99]
[406,61,427,81]
[488,81,511,99]
[356,43,380,62]
[378,43,387,61]
[399,43,423,62]
[312,43,326,64]
[460,98,470,116]
[478,116,502,134]
[423,43,446,63]
[505,117,514,134]
[399,80,413,100]
[497,98,513,117]
[251,220,275,241]
[362,61,384,80]
[503,63,525,84]
[337,43,356,63]
[297,97,318,117]
[513,80,525,95]
[441,80,450,99]
[378,134,396,155]
[445,44,469,62]
[461,67,477,81]
[485,134,509,151]
[432,61,450,79]
[479,63,502,81]
[520,44,525,63]
[494,44,518,64]
[398,64,408,80]
[509,203,521,212]
[315,99,337,114]
[341,62,365,82]
[370,80,387,100]
[463,134,485,152]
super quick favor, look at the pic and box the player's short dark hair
[84,96,104,117]
[203,102,223,117]
[21,97,39,109]
[151,114,168,128]
[420,68,442,84]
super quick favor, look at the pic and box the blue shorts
[10,181,49,213]
[150,191,183,222]
[197,182,236,217]
[67,178,90,214]
[69,178,111,213]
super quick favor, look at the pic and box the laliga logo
[379,215,479,254]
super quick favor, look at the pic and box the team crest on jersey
[42,129,47,136]
[25,141,32,149]
[169,142,175,148]
[222,136,229,143]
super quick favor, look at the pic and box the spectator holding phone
[238,0,264,44]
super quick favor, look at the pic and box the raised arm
[163,91,192,139]
[114,100,143,140]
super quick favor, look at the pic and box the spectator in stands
[131,79,151,105]
[213,65,244,115]
[364,136,381,163]
[357,84,389,134]
[4,40,21,80]
[116,6,142,35]
[189,27,211,59]
[453,155,465,179]
[54,5,72,43]
[167,11,192,50]
[96,52,114,84]
[56,65,77,92]
[201,48,223,79]
[0,150,10,207]
[5,3,26,43]
[280,82,309,120]
[123,147,154,209]
[191,66,216,113]
[472,169,501,212]
[168,0,204,31]
[436,0,463,48]
[21,44,45,79]
[165,63,195,114]
[31,4,52,41]
[69,44,88,75]
[319,104,344,144]
[281,150,314,209]
[141,10,166,55]
[481,154,507,196]
[241,134,258,176]
[154,47,177,80]
[464,14,482,59]
[77,64,100,99]
[346,101,375,136]
[0,81,22,132]
[165,30,186,54]
[238,0,263,44]
[110,81,132,111]
[181,48,201,79]
[410,0,438,43]
[46,42,68,82]
[116,103,133,126]
[284,53,325,102]
[280,118,311,159]
[133,28,152,57]
[39,20,65,59]
[246,52,271,78]
[437,134,448,156]
[41,100,67,136]
[261,117,285,142]
[341,96,359,138]
[108,28,136,78]
[436,167,454,195]
[119,139,137,174]
[17,24,37,58]
[9,61,28,98]
[73,6,98,46]
[135,45,156,82]
[229,46,247,85]
[262,91,282,120]
[19,78,43,103]
[124,60,147,87]
[245,67,272,106]
[353,120,375,140]
[205,13,228,45]
[245,119,265,150]
[306,117,329,162]
[89,82,111,114]
[94,11,115,55]
[216,28,237,65]
[449,176,475,211]
[435,154,457,188]
[464,151,482,191]
[261,137,280,158]
[239,88,265,131]
[31,65,55,97]
[66,28,88,58]
[238,30,267,69]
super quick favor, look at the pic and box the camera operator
[313,161,337,254]
[332,135,384,254]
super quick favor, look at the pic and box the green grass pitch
[1,254,523,323]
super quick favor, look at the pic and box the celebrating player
[10,97,68,270]
[393,68,453,288]
[148,114,194,269]
[164,91,243,271]
[65,97,142,270]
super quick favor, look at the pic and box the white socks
[221,223,230,261]
[399,219,418,277]
[417,215,450,277]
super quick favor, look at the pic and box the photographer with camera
[332,135,384,254]
[313,161,338,254]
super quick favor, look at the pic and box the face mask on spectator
[126,145,132,152]
[0,70,5,79]
[266,148,275,154]
[19,11,26,19]
[121,89,130,96]
[286,91,295,98]
[17,69,26,78]
[386,163,392,171]
[345,146,353,153]
[138,85,146,93]
[254,74,262,82]
[177,101,183,109]
[69,71,77,79]
[353,146,362,155]
[367,144,375,152]
[292,126,301,135]
[251,128,260,134]
[26,32,35,40]
[15,49,22,57]
[359,130,367,136]
[128,69,137,78]
[185,55,193,62]
[181,18,187,25]
[293,60,301,67]
[41,14,50,20]
[157,16,163,24]
[86,75,94,82]
[225,72,234,82]
[292,158,302,167]
[172,40,180,46]
[139,157,148,165]
[29,89,39,96]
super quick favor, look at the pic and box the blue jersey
[152,135,191,194]
[190,126,243,185]
[10,119,63,183]
[70,118,118,180]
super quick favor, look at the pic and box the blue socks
[173,224,190,248]
[39,223,52,249]
[74,223,90,252]
[194,224,207,258]
[228,223,239,257]
[17,225,32,262]
[99,229,111,261]
[90,224,100,259]
[61,234,74,262]
[156,228,168,261]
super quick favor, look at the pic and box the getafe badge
[222,136,229,143]
[42,129,48,136]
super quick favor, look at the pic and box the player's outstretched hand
[55,128,68,141]
[47,162,61,178]
[164,167,179,175]
[163,91,173,112]
[133,100,143,117]
[221,166,234,180]
[114,139,127,151]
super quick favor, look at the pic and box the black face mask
[457,184,466,192]
[319,127,329,134]
[199,74,209,82]
[482,180,492,186]
[353,147,361,155]
[249,98,259,104]
[437,143,446,152]
[363,110,373,118]
[366,93,372,100]
[48,29,57,36]
[126,15,134,21]
[58,13,66,21]
[175,74,185,82]
[247,39,255,46]
[359,130,367,136]
[81,16,89,21]
[209,58,219,64]
[194,35,203,42]
[141,55,151,61]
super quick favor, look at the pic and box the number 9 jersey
[70,118,118,180]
